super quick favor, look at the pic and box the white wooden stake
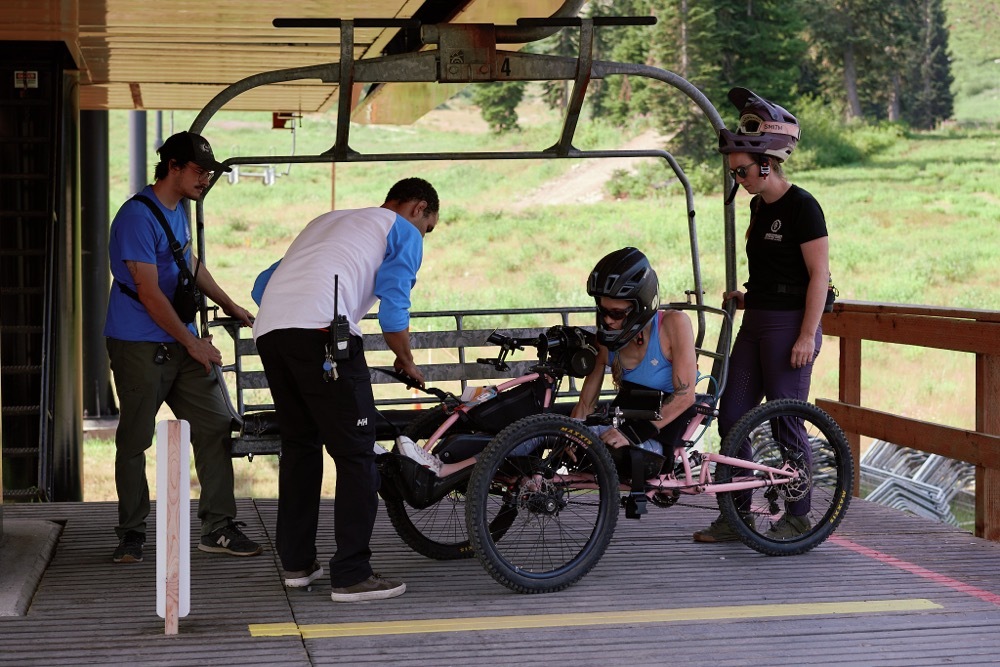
[156,419,190,634]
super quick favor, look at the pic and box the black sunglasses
[597,305,633,321]
[729,162,757,180]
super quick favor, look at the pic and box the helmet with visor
[587,248,660,352]
[717,87,800,162]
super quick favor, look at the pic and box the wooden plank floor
[3,495,1000,666]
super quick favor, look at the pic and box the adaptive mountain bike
[376,320,853,594]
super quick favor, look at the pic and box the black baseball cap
[157,131,230,173]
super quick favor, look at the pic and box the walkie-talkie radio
[323,274,351,382]
[331,274,350,360]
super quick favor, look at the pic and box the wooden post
[156,420,190,635]
[975,353,1000,540]
[839,336,863,496]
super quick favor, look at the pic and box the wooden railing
[816,301,1000,541]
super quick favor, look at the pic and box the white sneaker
[395,435,443,475]
[284,561,324,588]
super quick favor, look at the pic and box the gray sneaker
[198,520,263,556]
[284,560,324,588]
[767,513,811,539]
[330,574,406,602]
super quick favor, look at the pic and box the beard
[184,183,206,200]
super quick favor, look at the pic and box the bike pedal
[623,492,648,519]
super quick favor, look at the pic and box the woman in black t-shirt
[693,88,830,544]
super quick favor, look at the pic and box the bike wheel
[383,406,473,560]
[466,414,619,593]
[716,399,853,556]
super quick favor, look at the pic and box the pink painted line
[829,535,1000,606]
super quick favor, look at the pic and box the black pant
[256,328,379,587]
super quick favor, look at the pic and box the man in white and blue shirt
[253,177,439,602]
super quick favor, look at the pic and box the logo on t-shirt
[765,219,783,241]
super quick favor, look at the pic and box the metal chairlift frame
[227,113,300,186]
[188,15,740,402]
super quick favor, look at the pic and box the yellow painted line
[251,622,301,637]
[249,598,940,639]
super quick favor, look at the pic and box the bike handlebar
[479,329,544,371]
[486,330,532,350]
[478,326,599,378]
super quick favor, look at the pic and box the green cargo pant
[106,338,237,538]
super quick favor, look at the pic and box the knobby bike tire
[716,399,853,556]
[466,414,619,593]
[383,406,474,560]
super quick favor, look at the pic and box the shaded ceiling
[1,0,566,118]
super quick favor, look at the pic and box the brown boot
[693,514,748,543]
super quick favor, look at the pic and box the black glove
[618,419,660,445]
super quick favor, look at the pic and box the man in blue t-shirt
[252,177,439,602]
[104,131,261,564]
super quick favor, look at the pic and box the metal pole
[81,110,115,419]
[50,68,83,501]
[129,110,147,195]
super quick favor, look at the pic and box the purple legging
[719,308,822,517]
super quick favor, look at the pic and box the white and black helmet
[718,87,801,162]
[587,247,660,351]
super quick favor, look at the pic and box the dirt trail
[511,128,666,210]
[413,103,667,209]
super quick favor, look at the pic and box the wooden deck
[2,496,1000,666]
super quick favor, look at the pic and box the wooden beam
[832,300,1000,322]
[821,311,1000,355]
[815,399,1000,469]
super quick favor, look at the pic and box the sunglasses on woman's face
[597,305,633,321]
[729,162,757,180]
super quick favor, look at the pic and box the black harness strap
[116,194,197,301]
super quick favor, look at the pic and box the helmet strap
[758,155,770,178]
[636,329,645,347]
[725,181,740,205]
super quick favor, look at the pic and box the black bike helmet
[587,247,660,351]
[718,87,800,162]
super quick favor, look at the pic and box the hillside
[945,0,1000,124]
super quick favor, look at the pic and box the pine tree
[642,1,807,160]
[713,0,807,103]
[471,81,526,134]
[527,25,579,112]
[646,0,724,160]
[803,0,887,119]
[902,0,954,129]
[587,0,659,126]
[802,0,953,126]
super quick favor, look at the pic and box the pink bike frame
[539,406,802,496]
[420,373,555,452]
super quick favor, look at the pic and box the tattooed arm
[652,309,698,430]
